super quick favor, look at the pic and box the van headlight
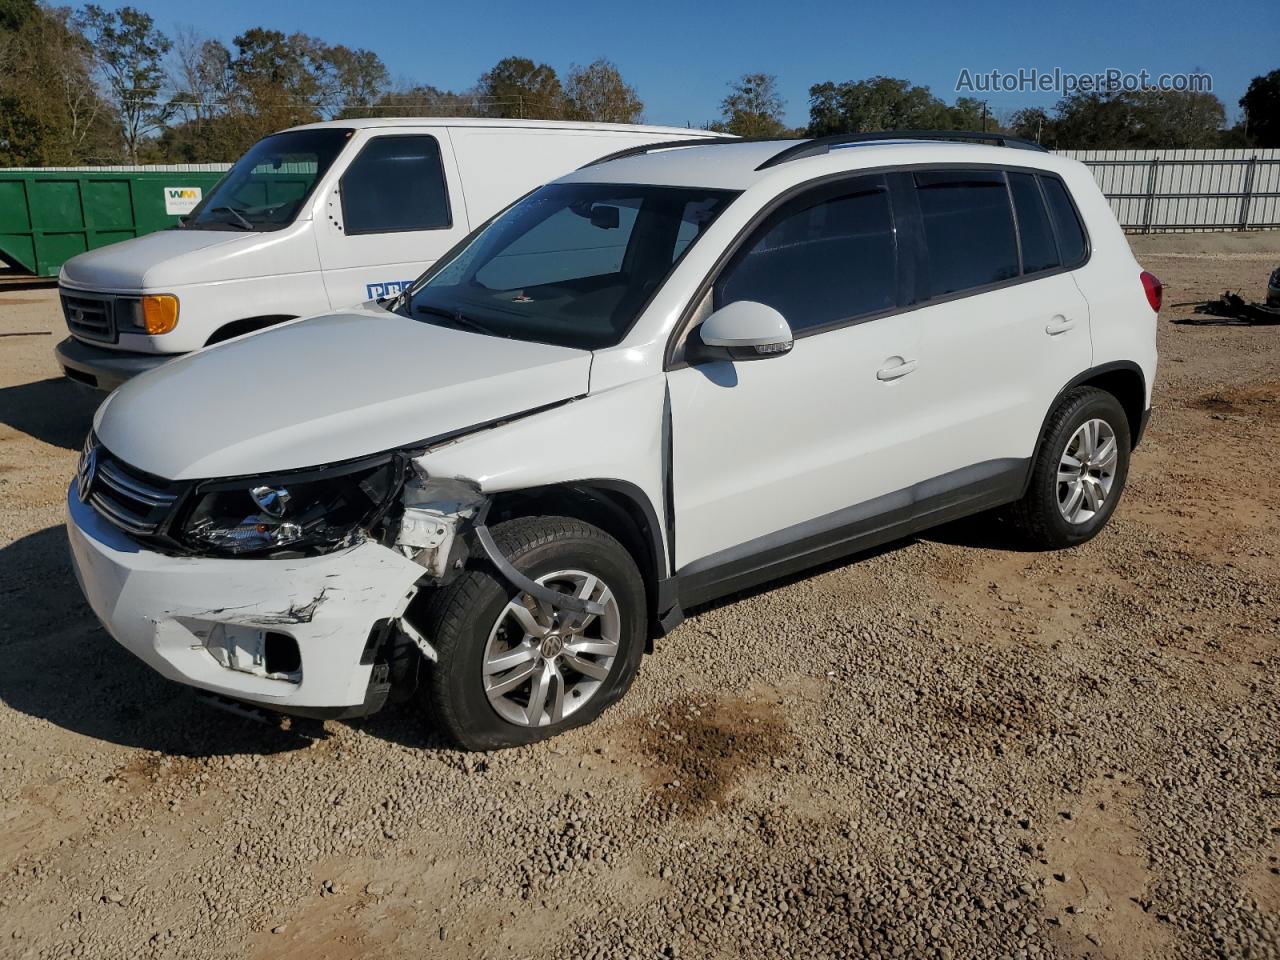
[178,455,402,556]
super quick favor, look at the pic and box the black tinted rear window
[915,170,1018,298]
[1041,176,1088,267]
[1008,172,1060,274]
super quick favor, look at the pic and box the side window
[341,136,450,235]
[1040,176,1088,268]
[915,170,1019,297]
[1008,171,1060,274]
[714,176,896,333]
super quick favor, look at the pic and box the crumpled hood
[59,228,258,290]
[94,304,592,479]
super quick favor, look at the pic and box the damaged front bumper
[66,483,427,714]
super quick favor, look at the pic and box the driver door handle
[1045,315,1077,335]
[876,357,918,381]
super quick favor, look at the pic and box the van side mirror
[590,204,620,229]
[688,300,794,363]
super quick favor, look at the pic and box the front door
[667,174,932,575]
[315,131,469,308]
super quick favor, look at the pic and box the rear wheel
[1006,387,1131,549]
[420,516,646,750]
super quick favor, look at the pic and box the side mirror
[688,300,794,363]
[590,204,620,229]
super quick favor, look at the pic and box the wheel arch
[1024,361,1147,496]
[205,315,297,346]
[485,480,670,641]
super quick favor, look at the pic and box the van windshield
[400,182,739,350]
[185,128,350,232]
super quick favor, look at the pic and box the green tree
[477,56,564,119]
[564,58,642,123]
[317,45,388,119]
[0,3,116,164]
[1048,89,1225,148]
[807,76,951,135]
[1240,69,1280,147]
[355,83,481,119]
[75,5,172,161]
[719,72,786,137]
[1008,106,1051,144]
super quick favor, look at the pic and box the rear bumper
[55,336,173,392]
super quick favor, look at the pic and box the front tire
[420,516,646,750]
[1007,387,1131,549]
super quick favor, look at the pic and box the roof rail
[579,136,741,169]
[756,130,1047,170]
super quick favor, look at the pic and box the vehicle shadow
[0,525,313,757]
[0,377,101,451]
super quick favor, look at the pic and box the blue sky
[129,0,1273,128]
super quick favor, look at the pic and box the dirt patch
[630,695,791,820]
[1193,381,1280,420]
[1034,777,1176,960]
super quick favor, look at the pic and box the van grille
[61,291,116,343]
[82,443,181,537]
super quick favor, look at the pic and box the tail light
[1140,271,1163,312]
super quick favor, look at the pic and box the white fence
[1060,149,1280,233]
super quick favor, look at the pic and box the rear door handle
[876,357,918,381]
[1045,315,1076,335]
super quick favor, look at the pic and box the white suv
[66,132,1161,749]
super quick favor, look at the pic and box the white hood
[58,225,308,291]
[93,304,592,479]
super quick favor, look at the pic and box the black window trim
[339,133,453,237]
[664,161,1092,371]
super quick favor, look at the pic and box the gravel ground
[1,234,1278,960]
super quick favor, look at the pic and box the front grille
[61,291,116,343]
[85,446,181,537]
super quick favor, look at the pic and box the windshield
[185,128,350,232]
[400,182,739,349]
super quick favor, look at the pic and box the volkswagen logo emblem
[77,440,97,503]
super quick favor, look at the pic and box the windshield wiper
[208,205,254,231]
[414,303,500,337]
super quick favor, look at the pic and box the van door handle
[876,357,918,381]
[1045,315,1076,335]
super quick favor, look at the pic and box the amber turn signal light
[141,295,179,334]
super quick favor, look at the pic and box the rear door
[315,130,469,307]
[896,167,1092,487]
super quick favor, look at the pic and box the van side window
[714,175,896,333]
[1008,171,1061,274]
[914,170,1018,297]
[1040,176,1088,268]
[341,136,450,234]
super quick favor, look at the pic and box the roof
[562,136,1077,191]
[285,117,718,139]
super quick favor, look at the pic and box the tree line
[1,0,1276,167]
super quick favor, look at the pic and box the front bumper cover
[65,483,426,711]
[55,336,173,392]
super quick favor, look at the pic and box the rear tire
[1006,387,1131,549]
[419,516,646,751]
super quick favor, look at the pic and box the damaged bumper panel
[66,483,426,713]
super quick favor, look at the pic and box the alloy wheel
[1057,418,1118,524]
[481,569,620,727]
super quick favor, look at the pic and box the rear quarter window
[1040,175,1089,268]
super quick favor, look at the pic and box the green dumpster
[0,168,229,277]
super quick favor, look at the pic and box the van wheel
[1007,387,1131,549]
[420,516,646,750]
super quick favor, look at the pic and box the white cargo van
[54,118,722,390]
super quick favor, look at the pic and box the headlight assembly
[178,454,402,557]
